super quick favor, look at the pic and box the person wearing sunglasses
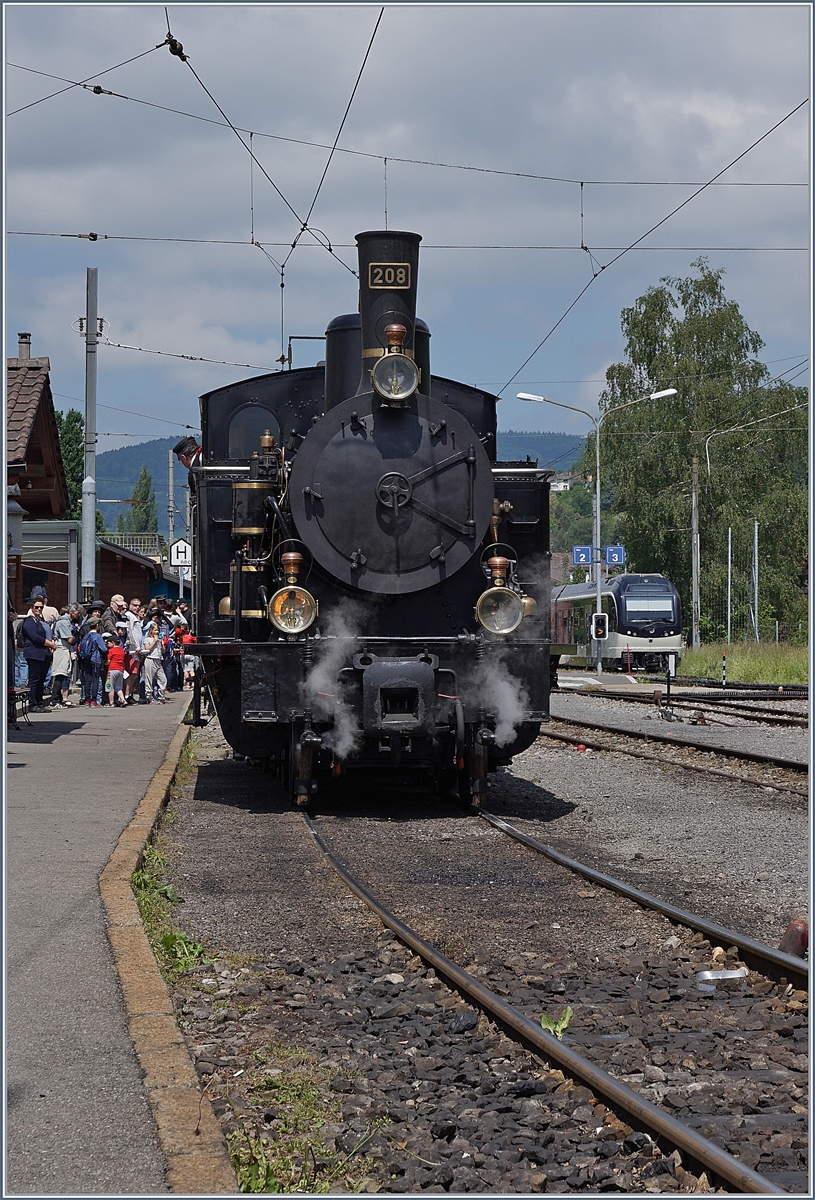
[21,601,56,711]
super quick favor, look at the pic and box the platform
[5,695,188,1195]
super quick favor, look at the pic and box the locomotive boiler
[192,230,553,806]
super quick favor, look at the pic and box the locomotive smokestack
[355,231,421,396]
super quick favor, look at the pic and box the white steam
[301,600,367,759]
[466,653,530,747]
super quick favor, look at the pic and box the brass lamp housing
[474,586,524,635]
[370,324,419,404]
[267,585,318,634]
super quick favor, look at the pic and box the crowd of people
[8,587,197,714]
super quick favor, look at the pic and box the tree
[116,465,158,533]
[597,259,807,635]
[54,407,84,519]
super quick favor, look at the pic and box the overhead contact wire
[282,7,384,272]
[499,97,809,396]
[7,65,807,188]
[8,43,167,115]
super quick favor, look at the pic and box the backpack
[14,618,26,650]
[78,631,96,661]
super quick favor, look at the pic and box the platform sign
[170,538,193,568]
[571,545,593,566]
[604,544,626,566]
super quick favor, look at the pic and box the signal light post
[519,387,677,675]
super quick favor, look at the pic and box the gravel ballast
[155,719,808,1192]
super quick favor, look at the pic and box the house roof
[7,357,51,464]
[98,538,162,579]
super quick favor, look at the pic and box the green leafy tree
[597,258,807,634]
[54,407,84,519]
[116,465,158,533]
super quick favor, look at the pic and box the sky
[5,2,811,453]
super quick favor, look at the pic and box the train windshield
[621,596,677,623]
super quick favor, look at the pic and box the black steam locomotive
[192,231,553,806]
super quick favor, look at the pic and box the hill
[96,437,187,538]
[496,430,584,469]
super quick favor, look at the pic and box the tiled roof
[7,357,51,463]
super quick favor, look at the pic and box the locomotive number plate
[368,262,411,289]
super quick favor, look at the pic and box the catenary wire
[6,64,807,188]
[100,337,276,371]
[7,44,167,115]
[282,7,384,271]
[52,391,201,431]
[7,235,811,254]
[476,355,808,388]
[166,29,356,277]
[498,98,809,397]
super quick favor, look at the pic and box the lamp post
[518,388,677,675]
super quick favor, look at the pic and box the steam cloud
[465,652,530,747]
[301,600,368,759]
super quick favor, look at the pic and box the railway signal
[591,612,608,640]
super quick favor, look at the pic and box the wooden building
[7,334,160,610]
[7,335,69,610]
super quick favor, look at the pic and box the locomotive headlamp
[371,323,419,403]
[268,586,318,633]
[475,586,524,635]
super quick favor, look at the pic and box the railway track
[303,811,807,1194]
[163,723,809,1194]
[581,690,808,729]
[662,677,808,698]
[541,716,808,797]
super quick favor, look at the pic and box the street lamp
[518,388,677,675]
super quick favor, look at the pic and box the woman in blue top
[22,599,56,711]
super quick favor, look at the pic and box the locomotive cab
[193,231,553,806]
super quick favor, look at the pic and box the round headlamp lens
[371,352,419,401]
[268,586,317,633]
[475,586,524,634]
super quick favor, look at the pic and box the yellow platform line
[98,709,237,1194]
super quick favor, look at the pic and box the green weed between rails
[540,1005,573,1039]
[681,641,808,685]
[227,1042,383,1193]
[131,840,211,982]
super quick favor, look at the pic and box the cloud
[6,4,809,447]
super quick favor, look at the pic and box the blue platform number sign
[604,545,626,566]
[571,545,593,566]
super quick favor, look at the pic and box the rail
[479,811,808,991]
[303,813,782,1195]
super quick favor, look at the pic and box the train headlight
[371,352,419,402]
[475,586,524,634]
[267,586,318,633]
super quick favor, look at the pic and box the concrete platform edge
[98,706,238,1194]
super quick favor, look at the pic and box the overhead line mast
[81,267,98,602]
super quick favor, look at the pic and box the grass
[226,1041,382,1193]
[680,641,809,685]
[131,839,211,983]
